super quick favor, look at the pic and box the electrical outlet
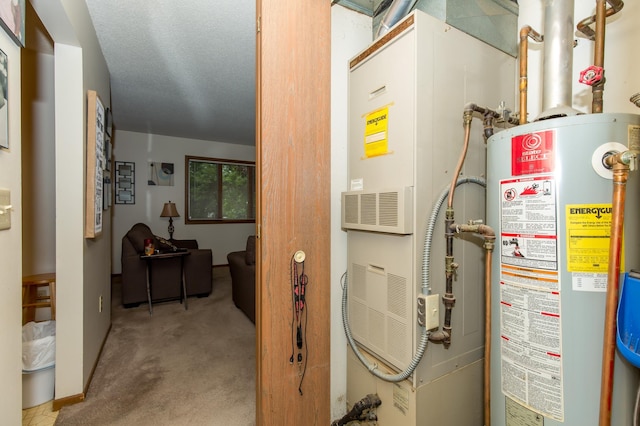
[99,295,103,313]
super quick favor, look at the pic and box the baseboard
[53,393,84,411]
[53,322,113,411]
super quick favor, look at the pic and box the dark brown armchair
[227,236,255,323]
[121,223,212,308]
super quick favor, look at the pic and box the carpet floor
[55,266,256,425]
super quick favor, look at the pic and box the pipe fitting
[442,293,456,307]
[604,150,637,171]
[428,329,450,344]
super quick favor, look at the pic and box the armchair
[121,223,212,307]
[227,236,256,323]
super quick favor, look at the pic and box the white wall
[111,130,256,273]
[22,47,55,277]
[330,4,372,420]
[31,0,112,399]
[518,0,640,117]
[22,6,55,327]
[0,19,24,426]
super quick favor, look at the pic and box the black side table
[140,251,191,315]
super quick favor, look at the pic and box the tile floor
[22,401,58,426]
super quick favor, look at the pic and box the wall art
[85,90,104,239]
[115,161,135,204]
[0,0,25,47]
[0,48,7,149]
[148,162,174,186]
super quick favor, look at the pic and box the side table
[140,251,191,315]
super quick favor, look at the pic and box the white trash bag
[22,320,56,372]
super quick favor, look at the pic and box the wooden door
[255,0,331,424]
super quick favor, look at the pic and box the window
[185,156,256,223]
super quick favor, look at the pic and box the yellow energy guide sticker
[566,204,618,272]
[364,107,388,157]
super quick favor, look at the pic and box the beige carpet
[55,266,256,425]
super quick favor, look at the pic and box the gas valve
[579,65,604,86]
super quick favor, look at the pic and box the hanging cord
[289,253,309,395]
[342,176,486,381]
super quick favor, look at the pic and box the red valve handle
[579,65,604,86]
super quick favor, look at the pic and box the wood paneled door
[255,0,331,424]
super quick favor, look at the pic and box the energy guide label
[499,175,564,421]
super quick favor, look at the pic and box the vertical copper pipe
[484,247,493,426]
[592,0,607,113]
[519,26,543,125]
[448,223,494,426]
[599,161,629,426]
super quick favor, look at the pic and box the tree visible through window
[185,156,255,223]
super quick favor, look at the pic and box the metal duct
[541,0,575,114]
[375,0,417,38]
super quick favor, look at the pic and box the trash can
[22,320,55,409]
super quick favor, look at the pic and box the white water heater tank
[487,113,640,425]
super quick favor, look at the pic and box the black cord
[289,254,310,396]
[289,255,297,364]
[298,295,309,396]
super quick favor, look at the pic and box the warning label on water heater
[499,175,564,422]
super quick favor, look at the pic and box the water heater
[487,113,640,425]
[344,10,515,424]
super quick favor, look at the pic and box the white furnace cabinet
[343,10,515,425]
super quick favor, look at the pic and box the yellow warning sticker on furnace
[364,107,388,157]
[565,204,613,273]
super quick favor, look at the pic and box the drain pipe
[519,26,543,124]
[375,0,417,38]
[599,150,637,426]
[450,222,495,426]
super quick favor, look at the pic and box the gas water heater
[487,114,640,425]
[343,10,515,425]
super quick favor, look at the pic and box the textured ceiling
[85,0,256,145]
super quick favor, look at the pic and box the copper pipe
[448,112,472,208]
[576,0,624,113]
[576,0,624,40]
[599,160,629,426]
[592,0,607,113]
[518,26,543,125]
[484,247,493,426]
[450,222,495,426]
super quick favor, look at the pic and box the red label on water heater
[512,130,555,176]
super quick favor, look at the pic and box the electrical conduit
[341,177,486,382]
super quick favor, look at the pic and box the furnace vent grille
[341,187,413,234]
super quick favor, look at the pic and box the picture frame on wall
[115,161,135,204]
[0,0,25,47]
[0,48,7,150]
[85,90,105,239]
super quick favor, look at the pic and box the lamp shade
[160,201,180,218]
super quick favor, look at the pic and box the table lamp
[160,201,180,239]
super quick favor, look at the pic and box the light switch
[0,188,11,230]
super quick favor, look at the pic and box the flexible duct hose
[342,176,486,382]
